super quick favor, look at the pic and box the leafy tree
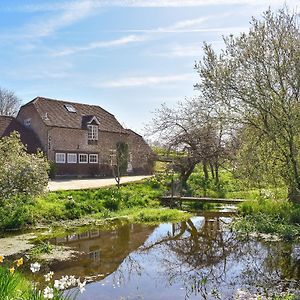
[110,141,129,188]
[0,132,49,200]
[0,87,21,116]
[196,8,300,201]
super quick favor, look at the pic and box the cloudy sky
[0,0,298,133]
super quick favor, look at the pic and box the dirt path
[48,175,152,191]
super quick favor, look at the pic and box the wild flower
[54,279,65,290]
[43,286,54,299]
[44,271,54,282]
[69,275,77,286]
[78,280,86,294]
[16,257,23,267]
[30,262,41,273]
[0,257,86,300]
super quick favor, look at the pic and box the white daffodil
[54,279,65,290]
[44,271,54,282]
[43,286,54,299]
[78,280,86,294]
[30,262,41,273]
[69,275,77,286]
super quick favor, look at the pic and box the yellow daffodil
[16,257,23,267]
[9,267,15,274]
[0,255,4,263]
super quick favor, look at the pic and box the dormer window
[87,125,98,141]
[86,116,100,145]
[64,104,76,113]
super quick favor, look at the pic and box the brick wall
[16,104,48,152]
[49,127,131,176]
[127,131,154,175]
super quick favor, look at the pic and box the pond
[41,208,300,300]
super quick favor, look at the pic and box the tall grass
[0,266,28,299]
[0,177,169,230]
[234,199,300,240]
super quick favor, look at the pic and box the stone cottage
[0,97,153,177]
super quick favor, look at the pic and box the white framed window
[89,154,98,164]
[55,153,65,163]
[67,153,77,164]
[87,125,98,141]
[24,118,31,127]
[79,153,88,164]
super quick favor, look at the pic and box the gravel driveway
[48,175,152,191]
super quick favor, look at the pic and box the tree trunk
[210,162,215,179]
[180,164,196,190]
[287,140,300,202]
[203,161,209,181]
[288,186,300,203]
[215,162,219,184]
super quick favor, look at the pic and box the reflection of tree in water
[140,214,300,299]
[238,239,300,295]
[111,254,144,287]
[141,214,241,299]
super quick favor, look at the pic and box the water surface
[46,209,300,299]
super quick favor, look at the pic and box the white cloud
[51,17,209,56]
[97,73,194,88]
[22,0,96,39]
[53,35,146,56]
[150,43,203,57]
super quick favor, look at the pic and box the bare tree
[0,87,21,116]
[148,97,228,193]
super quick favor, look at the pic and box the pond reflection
[46,211,300,300]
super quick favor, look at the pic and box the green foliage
[131,208,191,224]
[0,196,36,229]
[184,165,288,201]
[0,177,168,230]
[0,132,49,200]
[48,161,58,179]
[234,199,300,240]
[197,8,300,199]
[0,266,28,299]
[116,141,129,174]
[30,242,54,257]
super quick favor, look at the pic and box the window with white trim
[87,125,98,141]
[89,154,98,163]
[67,153,77,164]
[55,153,65,163]
[79,154,88,164]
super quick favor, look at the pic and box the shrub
[0,132,49,200]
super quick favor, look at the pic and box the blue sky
[0,0,298,134]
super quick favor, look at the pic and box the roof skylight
[64,104,76,113]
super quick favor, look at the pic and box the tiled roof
[22,97,128,134]
[0,116,42,153]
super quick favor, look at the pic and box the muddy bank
[0,233,37,256]
[0,232,80,262]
